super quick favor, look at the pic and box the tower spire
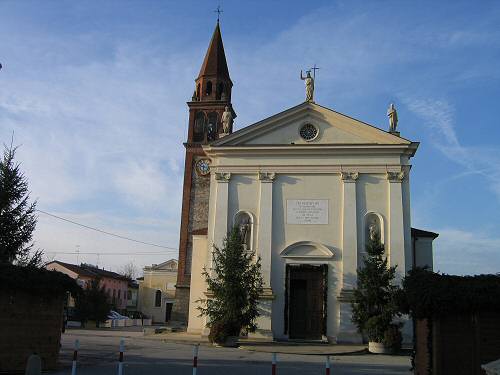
[197,22,231,82]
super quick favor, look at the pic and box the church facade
[173,22,437,343]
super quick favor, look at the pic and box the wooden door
[288,265,325,340]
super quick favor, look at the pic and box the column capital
[341,171,359,182]
[258,172,276,183]
[214,172,231,182]
[386,171,405,183]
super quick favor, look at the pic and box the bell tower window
[216,82,224,100]
[193,112,206,142]
[205,81,212,96]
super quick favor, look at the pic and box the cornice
[210,164,411,175]
[204,143,419,157]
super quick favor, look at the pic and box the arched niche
[233,211,255,252]
[280,241,334,259]
[364,212,385,246]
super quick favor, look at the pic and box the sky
[1,0,499,276]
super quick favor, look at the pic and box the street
[52,329,413,375]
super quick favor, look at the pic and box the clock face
[195,159,210,176]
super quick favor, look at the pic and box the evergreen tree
[0,144,41,266]
[75,278,111,327]
[352,232,400,342]
[198,227,263,342]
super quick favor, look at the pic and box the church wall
[270,174,342,340]
[200,149,413,341]
[227,174,259,234]
[414,237,434,270]
[356,174,389,267]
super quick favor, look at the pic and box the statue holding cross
[300,65,319,102]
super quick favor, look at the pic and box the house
[137,259,178,323]
[127,279,139,313]
[46,261,129,311]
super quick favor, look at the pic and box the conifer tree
[75,278,111,327]
[0,144,41,266]
[352,232,399,342]
[198,227,263,342]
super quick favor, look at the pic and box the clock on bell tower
[171,20,236,323]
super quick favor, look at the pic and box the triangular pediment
[153,259,178,271]
[280,241,334,259]
[211,102,411,147]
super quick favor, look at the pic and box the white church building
[173,22,437,343]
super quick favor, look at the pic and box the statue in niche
[207,121,216,141]
[221,106,233,134]
[238,216,251,250]
[387,103,398,133]
[368,219,379,242]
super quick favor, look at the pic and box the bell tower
[171,21,235,323]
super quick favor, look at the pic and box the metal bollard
[118,338,125,375]
[325,355,330,375]
[192,344,199,375]
[272,352,277,375]
[71,339,79,375]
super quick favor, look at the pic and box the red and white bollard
[271,352,277,375]
[192,344,199,375]
[117,338,125,375]
[71,339,79,375]
[325,355,331,375]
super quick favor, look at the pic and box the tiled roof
[50,261,128,281]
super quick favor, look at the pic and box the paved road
[52,330,412,375]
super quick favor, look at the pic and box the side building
[137,259,178,324]
[45,261,129,312]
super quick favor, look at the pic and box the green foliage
[397,267,500,319]
[0,144,41,266]
[0,263,80,297]
[352,233,400,342]
[198,227,264,343]
[383,323,403,352]
[75,278,111,326]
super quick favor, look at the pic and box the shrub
[383,324,403,352]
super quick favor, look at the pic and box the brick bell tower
[171,21,235,324]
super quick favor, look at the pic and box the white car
[108,310,127,320]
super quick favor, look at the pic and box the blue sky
[1,0,499,275]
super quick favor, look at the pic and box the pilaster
[257,172,275,288]
[340,171,359,290]
[212,172,231,250]
[387,171,406,281]
[338,171,362,344]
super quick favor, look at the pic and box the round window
[299,123,319,141]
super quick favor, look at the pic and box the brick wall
[0,290,64,372]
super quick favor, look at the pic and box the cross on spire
[214,5,223,22]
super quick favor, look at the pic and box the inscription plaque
[286,199,329,225]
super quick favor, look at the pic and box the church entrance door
[286,264,327,340]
